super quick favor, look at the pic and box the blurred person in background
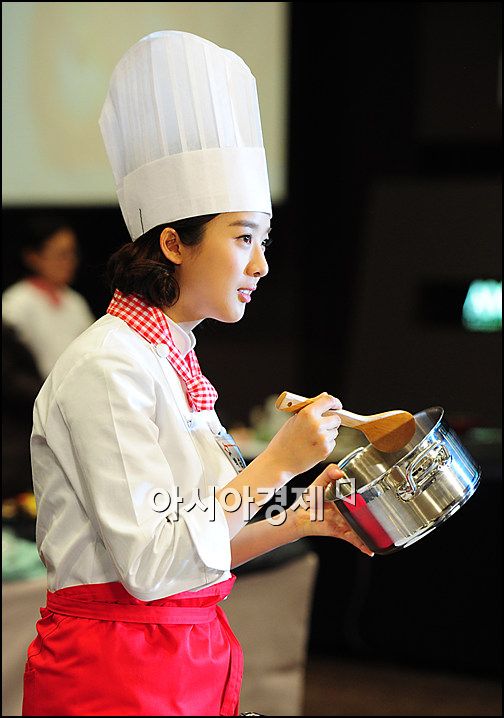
[2,321,42,499]
[2,216,94,379]
[2,323,46,581]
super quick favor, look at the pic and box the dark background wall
[287,1,501,427]
[3,1,501,677]
[286,0,501,680]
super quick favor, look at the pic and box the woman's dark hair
[107,214,218,308]
[21,216,73,253]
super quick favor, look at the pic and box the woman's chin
[214,304,246,323]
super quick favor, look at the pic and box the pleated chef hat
[99,31,272,240]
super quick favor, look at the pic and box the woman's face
[167,211,271,324]
[24,228,79,287]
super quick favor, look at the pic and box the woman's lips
[237,288,253,303]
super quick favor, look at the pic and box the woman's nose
[247,245,269,278]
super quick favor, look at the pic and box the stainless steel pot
[325,407,481,555]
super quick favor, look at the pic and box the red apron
[22,576,243,716]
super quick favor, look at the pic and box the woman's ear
[160,228,183,265]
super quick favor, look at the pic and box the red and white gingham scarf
[107,289,218,412]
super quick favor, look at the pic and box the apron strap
[46,592,217,624]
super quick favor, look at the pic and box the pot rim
[338,405,446,495]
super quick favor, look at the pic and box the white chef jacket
[31,313,235,601]
[2,279,95,379]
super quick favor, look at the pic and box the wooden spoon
[275,391,416,453]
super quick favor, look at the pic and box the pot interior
[338,406,444,490]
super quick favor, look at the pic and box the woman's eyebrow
[227,220,272,232]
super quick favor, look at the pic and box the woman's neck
[162,306,202,332]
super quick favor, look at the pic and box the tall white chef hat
[99,31,272,240]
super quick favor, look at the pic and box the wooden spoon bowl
[276,391,416,453]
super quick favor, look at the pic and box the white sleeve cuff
[180,495,231,571]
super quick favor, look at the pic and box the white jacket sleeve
[52,348,231,600]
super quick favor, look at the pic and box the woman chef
[22,31,372,717]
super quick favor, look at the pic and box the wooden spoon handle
[275,391,364,427]
[275,391,316,413]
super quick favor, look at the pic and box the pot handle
[398,438,450,501]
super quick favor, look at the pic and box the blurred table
[2,576,47,717]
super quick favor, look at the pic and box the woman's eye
[236,234,272,250]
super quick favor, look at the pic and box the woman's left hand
[287,463,374,556]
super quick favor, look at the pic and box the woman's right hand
[263,392,343,478]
